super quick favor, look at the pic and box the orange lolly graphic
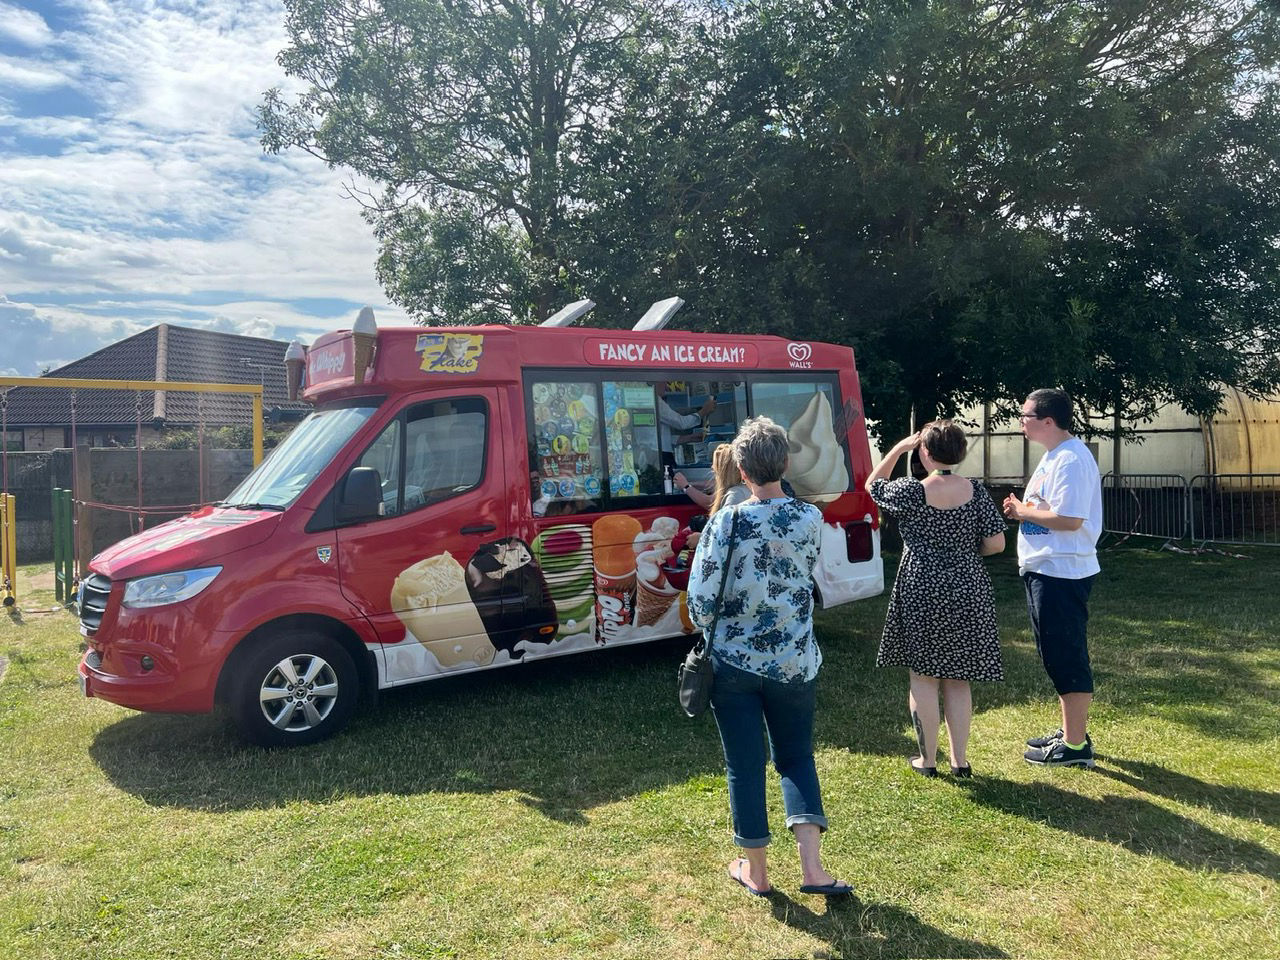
[591,514,642,644]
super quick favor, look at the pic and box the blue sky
[0,0,407,376]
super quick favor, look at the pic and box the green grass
[2,544,1278,959]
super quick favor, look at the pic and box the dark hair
[1026,388,1074,431]
[919,420,967,466]
[688,514,708,533]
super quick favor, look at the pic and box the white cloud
[0,54,70,90]
[0,1,407,374]
[0,3,55,47]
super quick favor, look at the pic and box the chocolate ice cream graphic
[464,537,557,658]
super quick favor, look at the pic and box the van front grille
[79,574,112,633]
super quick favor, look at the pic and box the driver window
[404,397,487,508]
[357,419,402,517]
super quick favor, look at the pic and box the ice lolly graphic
[591,514,642,644]
[352,306,377,385]
[391,552,496,666]
[785,392,851,505]
[531,523,595,639]
[284,340,306,400]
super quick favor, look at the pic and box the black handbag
[677,508,739,718]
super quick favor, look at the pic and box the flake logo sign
[787,342,814,369]
[417,333,484,374]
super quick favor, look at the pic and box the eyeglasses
[1018,413,1045,422]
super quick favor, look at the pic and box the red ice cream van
[78,311,885,745]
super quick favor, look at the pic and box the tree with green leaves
[260,0,689,323]
[262,0,1280,440]
[706,0,1280,438]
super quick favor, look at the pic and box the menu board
[531,381,603,502]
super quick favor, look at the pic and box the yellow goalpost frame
[0,376,265,465]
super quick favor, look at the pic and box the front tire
[230,631,358,747]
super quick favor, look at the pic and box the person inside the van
[686,416,852,899]
[656,381,715,464]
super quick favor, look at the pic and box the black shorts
[1023,571,1096,695]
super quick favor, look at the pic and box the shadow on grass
[89,550,1280,826]
[766,892,1008,959]
[1095,756,1280,829]
[958,775,1280,880]
[89,638,730,818]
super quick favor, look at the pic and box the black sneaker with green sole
[1025,728,1064,748]
[1024,735,1094,767]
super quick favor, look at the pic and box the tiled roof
[0,324,312,428]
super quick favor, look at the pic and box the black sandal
[909,757,938,778]
[949,764,972,778]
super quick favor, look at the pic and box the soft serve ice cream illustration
[785,392,850,504]
[391,552,497,666]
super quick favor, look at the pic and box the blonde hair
[709,443,743,515]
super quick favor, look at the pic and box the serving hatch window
[526,373,753,514]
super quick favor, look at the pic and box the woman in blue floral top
[686,416,852,899]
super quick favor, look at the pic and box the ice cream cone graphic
[352,306,377,384]
[284,340,305,400]
[785,392,850,505]
[635,545,678,627]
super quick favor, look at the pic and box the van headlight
[123,567,222,608]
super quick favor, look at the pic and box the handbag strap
[702,506,739,654]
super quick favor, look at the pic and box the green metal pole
[53,487,64,602]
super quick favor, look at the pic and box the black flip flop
[728,857,771,897]
[799,880,854,896]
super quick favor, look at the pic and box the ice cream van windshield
[221,404,379,509]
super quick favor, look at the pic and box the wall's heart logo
[787,342,813,363]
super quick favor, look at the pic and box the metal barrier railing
[1190,474,1280,546]
[1102,473,1191,542]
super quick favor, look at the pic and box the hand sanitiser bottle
[664,466,674,494]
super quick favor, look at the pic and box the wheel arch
[214,613,378,707]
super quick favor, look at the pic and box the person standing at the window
[686,416,851,899]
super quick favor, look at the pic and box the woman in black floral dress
[866,421,1007,777]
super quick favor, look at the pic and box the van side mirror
[338,466,382,523]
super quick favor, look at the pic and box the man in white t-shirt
[1003,388,1102,768]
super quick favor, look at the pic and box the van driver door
[335,388,527,681]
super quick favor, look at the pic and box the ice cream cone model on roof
[352,306,377,384]
[284,340,306,400]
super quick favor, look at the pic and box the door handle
[459,523,497,535]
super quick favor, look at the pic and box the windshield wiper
[216,502,287,512]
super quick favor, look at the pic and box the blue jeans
[709,659,828,848]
